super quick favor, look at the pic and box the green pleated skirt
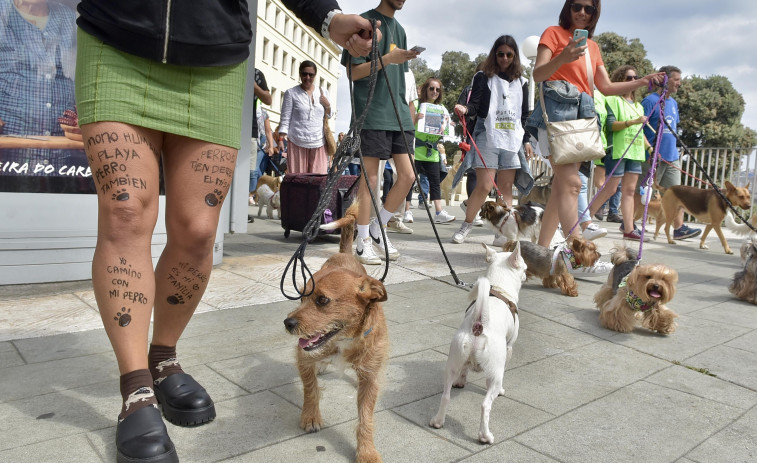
[75,29,247,149]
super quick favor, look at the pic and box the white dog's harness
[466,289,518,336]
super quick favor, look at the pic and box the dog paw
[429,415,445,429]
[479,431,495,444]
[300,415,323,433]
[452,380,466,388]
[700,243,709,250]
[499,388,506,396]
[726,249,734,255]
[356,448,382,463]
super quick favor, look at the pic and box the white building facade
[255,0,343,134]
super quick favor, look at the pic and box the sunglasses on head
[625,75,640,81]
[300,71,315,78]
[496,51,514,59]
[571,3,596,15]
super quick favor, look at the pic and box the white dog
[257,184,280,219]
[430,242,526,443]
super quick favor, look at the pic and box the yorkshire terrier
[729,236,757,304]
[480,200,544,243]
[503,235,600,297]
[594,245,679,334]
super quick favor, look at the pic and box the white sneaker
[387,218,413,234]
[472,216,484,227]
[460,199,468,213]
[403,210,414,223]
[452,222,474,244]
[582,222,608,241]
[569,260,614,278]
[434,210,456,223]
[355,237,381,265]
[369,219,400,261]
[492,233,508,247]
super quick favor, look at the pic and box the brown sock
[119,369,158,422]
[148,344,185,386]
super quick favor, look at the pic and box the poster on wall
[0,0,94,194]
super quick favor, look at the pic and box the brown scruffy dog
[729,236,757,305]
[594,245,679,334]
[503,235,600,297]
[662,181,752,254]
[284,203,388,463]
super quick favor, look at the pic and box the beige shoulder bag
[540,45,605,165]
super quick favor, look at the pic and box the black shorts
[359,129,415,160]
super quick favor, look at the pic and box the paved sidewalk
[1,206,756,462]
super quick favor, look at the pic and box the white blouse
[279,85,332,149]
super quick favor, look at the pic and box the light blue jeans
[578,170,590,224]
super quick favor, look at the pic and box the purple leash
[567,78,668,240]
[637,76,669,260]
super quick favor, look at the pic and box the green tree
[676,75,757,148]
[594,32,654,82]
[409,57,434,94]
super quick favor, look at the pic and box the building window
[291,57,297,78]
[275,8,281,29]
[273,44,279,69]
[265,0,273,21]
[282,51,289,75]
[284,17,290,38]
[262,38,269,62]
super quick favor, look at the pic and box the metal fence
[523,145,757,220]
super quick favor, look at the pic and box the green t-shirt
[605,96,645,162]
[412,99,448,162]
[340,9,414,132]
[593,90,609,166]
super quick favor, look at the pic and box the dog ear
[725,181,735,192]
[483,243,498,262]
[507,241,524,269]
[358,276,387,303]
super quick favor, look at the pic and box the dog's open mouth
[648,289,662,299]
[298,327,341,351]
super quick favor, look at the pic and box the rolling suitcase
[279,173,360,238]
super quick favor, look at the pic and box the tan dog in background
[284,204,388,463]
[253,174,282,203]
[662,181,751,254]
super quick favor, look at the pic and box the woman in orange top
[532,0,663,260]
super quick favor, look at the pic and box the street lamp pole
[521,35,540,112]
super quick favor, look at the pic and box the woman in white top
[278,60,332,174]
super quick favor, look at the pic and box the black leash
[279,20,382,300]
[663,118,757,234]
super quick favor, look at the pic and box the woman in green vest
[588,65,654,241]
[408,77,456,223]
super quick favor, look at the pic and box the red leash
[456,109,505,202]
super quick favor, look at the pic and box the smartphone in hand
[410,46,425,53]
[573,29,588,48]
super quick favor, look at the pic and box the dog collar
[619,276,657,312]
[497,211,512,234]
[345,327,373,340]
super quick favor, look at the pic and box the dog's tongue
[299,334,321,349]
[650,290,662,298]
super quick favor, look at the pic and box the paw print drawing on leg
[166,294,185,305]
[114,307,132,327]
[112,189,129,201]
[205,189,223,207]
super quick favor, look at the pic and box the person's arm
[520,79,532,146]
[347,47,418,81]
[264,117,275,157]
[532,37,585,83]
[278,89,294,152]
[281,0,382,57]
[254,82,272,106]
[409,100,423,125]
[595,66,666,97]
[319,88,332,118]
[454,72,485,117]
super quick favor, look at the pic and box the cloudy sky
[334,0,757,145]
